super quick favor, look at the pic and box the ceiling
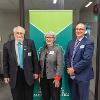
[24,0,91,10]
[0,0,95,12]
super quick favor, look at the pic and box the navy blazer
[64,37,94,81]
[3,39,39,88]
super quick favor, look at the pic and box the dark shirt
[43,52,47,78]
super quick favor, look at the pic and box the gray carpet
[0,84,12,100]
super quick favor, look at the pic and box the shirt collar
[15,40,23,45]
[77,36,84,42]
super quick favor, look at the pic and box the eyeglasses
[75,28,85,31]
[16,32,23,35]
[46,37,54,39]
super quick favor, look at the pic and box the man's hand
[67,67,75,76]
[33,74,39,79]
[4,78,10,84]
[53,80,60,88]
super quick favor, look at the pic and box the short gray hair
[13,26,25,34]
[45,31,55,38]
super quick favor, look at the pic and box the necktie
[18,42,23,69]
[72,40,80,58]
[70,40,80,79]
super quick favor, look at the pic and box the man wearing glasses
[64,23,94,100]
[3,26,39,100]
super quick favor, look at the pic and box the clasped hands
[67,67,75,76]
[33,74,39,79]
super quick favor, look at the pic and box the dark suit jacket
[3,39,39,88]
[64,37,94,81]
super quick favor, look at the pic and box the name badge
[80,45,85,49]
[28,52,31,56]
[49,51,54,55]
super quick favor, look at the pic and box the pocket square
[28,52,31,56]
[80,45,85,49]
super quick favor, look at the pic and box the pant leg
[15,68,25,100]
[10,67,34,100]
[11,88,16,100]
[78,81,90,100]
[11,83,24,100]
[24,81,34,100]
[11,68,24,100]
[69,79,80,100]
[49,79,61,100]
[40,78,51,100]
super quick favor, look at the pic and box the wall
[0,11,19,73]
[73,10,80,35]
[0,11,19,49]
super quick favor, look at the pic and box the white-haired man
[3,26,39,100]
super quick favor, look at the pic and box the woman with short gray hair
[39,32,63,100]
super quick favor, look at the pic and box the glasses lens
[16,32,23,35]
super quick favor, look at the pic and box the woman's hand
[53,80,60,88]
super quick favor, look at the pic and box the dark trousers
[69,79,90,100]
[11,67,34,100]
[40,78,61,100]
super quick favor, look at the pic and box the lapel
[71,40,76,56]
[23,39,28,59]
[73,37,86,57]
[11,40,17,64]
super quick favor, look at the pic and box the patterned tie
[70,40,80,79]
[72,40,80,58]
[18,42,23,69]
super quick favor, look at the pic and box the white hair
[45,31,55,37]
[13,26,25,34]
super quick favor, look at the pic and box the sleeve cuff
[54,75,61,81]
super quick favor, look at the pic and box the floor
[0,81,94,100]
[0,84,12,100]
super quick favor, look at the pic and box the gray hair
[13,26,25,34]
[45,31,55,38]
